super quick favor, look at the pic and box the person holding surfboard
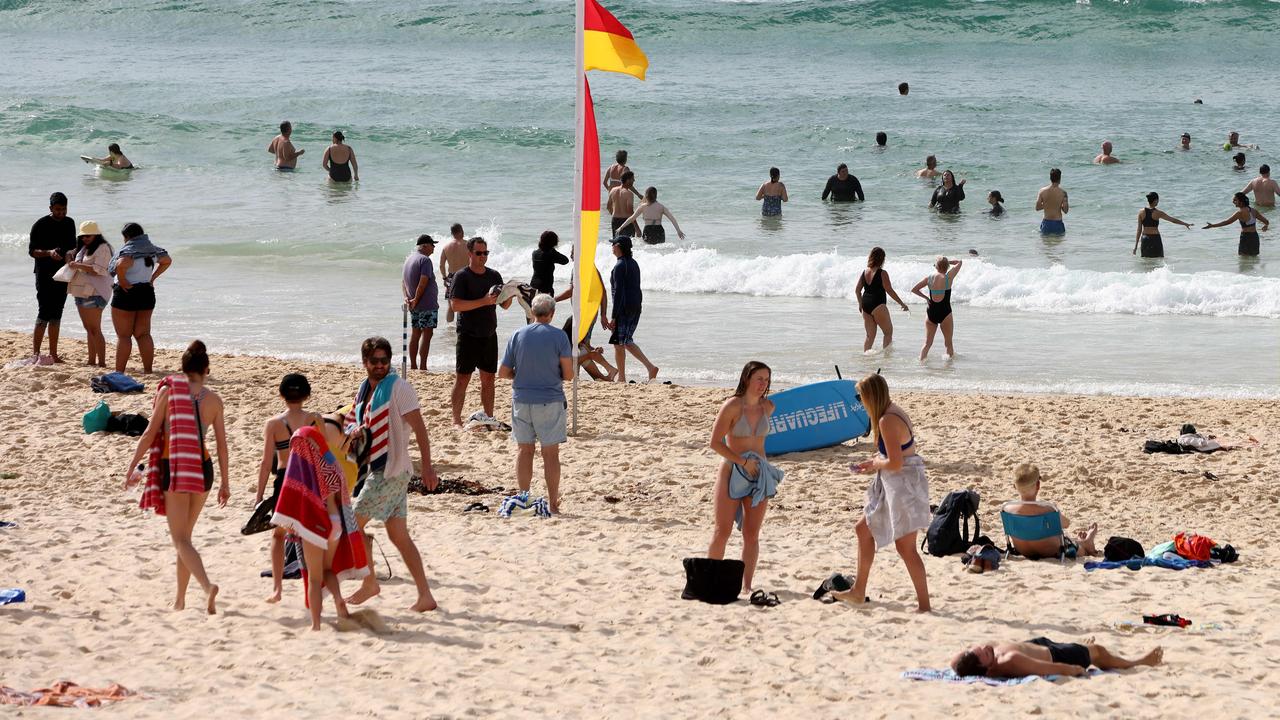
[834,373,931,613]
[83,143,133,169]
[911,256,962,362]
[707,361,777,593]
[854,247,909,353]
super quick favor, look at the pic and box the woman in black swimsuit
[1203,192,1269,256]
[530,230,569,296]
[1133,192,1192,258]
[854,246,910,353]
[254,373,319,603]
[321,131,359,182]
[929,170,966,213]
[911,257,962,361]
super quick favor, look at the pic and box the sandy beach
[1,329,1276,718]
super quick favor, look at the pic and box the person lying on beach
[951,638,1163,679]
[1007,463,1098,558]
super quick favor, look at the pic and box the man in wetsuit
[951,639,1163,679]
[1035,168,1069,234]
[822,164,865,202]
[1242,164,1279,206]
[28,192,76,362]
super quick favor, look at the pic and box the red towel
[138,375,205,515]
[1174,532,1215,562]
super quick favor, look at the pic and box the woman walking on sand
[833,373,931,612]
[911,256,962,361]
[855,246,910,353]
[125,341,230,614]
[254,373,319,603]
[707,361,780,593]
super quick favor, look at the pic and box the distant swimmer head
[279,373,311,403]
[769,166,780,181]
[898,82,909,95]
[280,120,292,135]
[332,130,345,143]
[108,143,122,155]
[643,186,657,203]
[450,222,464,239]
[837,163,849,178]
[987,190,1004,204]
[1193,98,1203,104]
[1146,192,1159,206]
[875,131,887,147]
[615,149,628,164]
[1233,152,1246,166]
[1049,168,1062,183]
[867,246,885,269]
[1234,192,1250,208]
[1180,132,1191,146]
[935,256,950,273]
[1228,131,1240,144]
[121,222,144,239]
[620,170,635,186]
[733,360,772,400]
[925,155,937,169]
[538,229,559,250]
[1101,140,1113,154]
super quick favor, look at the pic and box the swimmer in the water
[1242,164,1279,207]
[1178,133,1191,150]
[916,155,940,179]
[1203,192,1269,257]
[91,143,133,169]
[619,186,686,245]
[1233,152,1248,171]
[755,167,788,217]
[1133,192,1192,258]
[1225,131,1258,150]
[929,171,966,214]
[875,131,887,148]
[321,131,358,182]
[603,149,640,198]
[1093,141,1119,164]
[987,191,1005,217]
[1036,168,1069,234]
[911,256,962,361]
[898,82,909,96]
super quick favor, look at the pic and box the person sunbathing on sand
[952,638,1163,679]
[1007,463,1099,558]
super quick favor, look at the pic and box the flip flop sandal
[463,502,490,513]
[749,590,781,607]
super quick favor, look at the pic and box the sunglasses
[367,356,391,365]
[474,251,490,256]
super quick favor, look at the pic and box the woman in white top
[65,220,114,366]
[620,186,686,245]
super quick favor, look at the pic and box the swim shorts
[353,470,409,521]
[456,332,498,374]
[512,401,567,446]
[410,309,438,330]
[1039,219,1066,235]
[1139,235,1164,258]
[35,275,68,324]
[111,283,156,312]
[611,216,633,237]
[609,312,640,346]
[1027,637,1091,669]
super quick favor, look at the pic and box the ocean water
[1,0,1277,398]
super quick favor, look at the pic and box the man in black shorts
[951,638,1163,679]
[27,192,77,362]
[448,237,512,428]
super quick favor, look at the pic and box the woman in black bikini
[1203,192,1268,256]
[911,256,962,361]
[1133,192,1192,258]
[706,361,775,592]
[855,246,910,353]
[321,131,359,182]
[254,373,319,603]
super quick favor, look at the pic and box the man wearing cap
[28,192,76,362]
[449,237,513,428]
[602,235,658,382]
[402,234,439,371]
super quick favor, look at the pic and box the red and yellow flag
[584,0,648,80]
[576,77,604,342]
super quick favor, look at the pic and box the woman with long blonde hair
[834,373,931,612]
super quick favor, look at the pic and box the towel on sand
[1084,557,1213,571]
[0,681,137,708]
[902,668,1107,685]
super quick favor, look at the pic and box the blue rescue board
[764,379,871,455]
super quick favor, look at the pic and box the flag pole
[570,0,585,436]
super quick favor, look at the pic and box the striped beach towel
[354,374,398,475]
[498,491,551,518]
[138,375,205,515]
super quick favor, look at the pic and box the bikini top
[1143,208,1159,228]
[731,404,770,438]
[274,419,293,451]
[875,408,916,455]
[928,273,951,299]
[1240,209,1257,228]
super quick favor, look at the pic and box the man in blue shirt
[498,293,572,513]
[603,235,658,382]
[401,234,438,371]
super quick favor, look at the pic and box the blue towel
[1084,557,1213,572]
[498,491,551,518]
[0,521,16,529]
[727,451,783,530]
[0,588,26,606]
[902,668,1107,685]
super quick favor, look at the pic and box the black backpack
[922,490,982,557]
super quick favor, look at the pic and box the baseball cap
[610,235,633,250]
[416,234,435,246]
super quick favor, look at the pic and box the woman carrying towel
[65,221,113,367]
[911,256,962,362]
[706,361,778,592]
[833,373,931,613]
[124,341,230,614]
[254,374,320,604]
[109,222,171,374]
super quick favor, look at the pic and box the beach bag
[105,412,149,436]
[922,490,982,557]
[681,558,745,605]
[82,401,111,434]
[1174,532,1215,561]
[1103,536,1145,562]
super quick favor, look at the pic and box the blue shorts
[410,309,438,330]
[74,295,108,309]
[609,312,640,346]
[1039,219,1065,234]
[512,401,567,446]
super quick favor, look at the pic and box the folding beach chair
[1000,501,1067,563]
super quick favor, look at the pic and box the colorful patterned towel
[498,491,551,518]
[0,681,138,708]
[271,426,369,603]
[138,375,204,515]
[354,374,397,474]
[1084,557,1213,571]
[902,668,1107,685]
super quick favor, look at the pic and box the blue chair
[1000,501,1067,563]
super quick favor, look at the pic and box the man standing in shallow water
[267,121,304,170]
[1036,168,1069,234]
[1094,141,1120,164]
[1242,164,1279,207]
[438,223,469,326]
